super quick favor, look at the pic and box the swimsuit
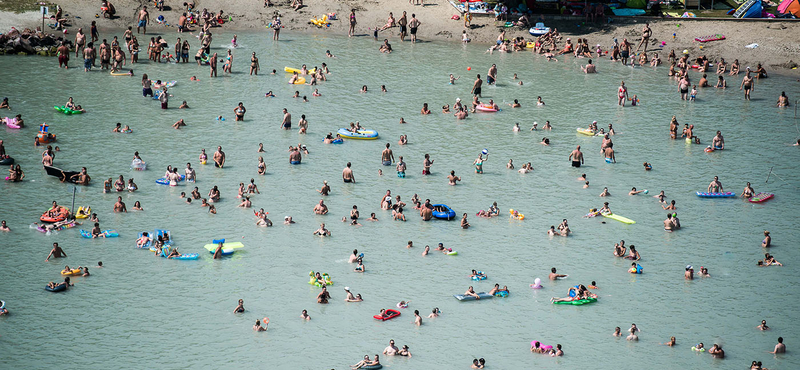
[290,160,300,165]
[382,160,392,166]
[473,87,481,95]
[138,20,147,27]
[343,178,352,183]
[572,161,581,168]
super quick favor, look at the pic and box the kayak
[53,105,83,115]
[748,192,774,203]
[337,128,379,140]
[80,229,119,238]
[373,309,401,321]
[454,292,494,301]
[601,212,635,224]
[432,204,456,220]
[553,297,597,305]
[696,191,736,198]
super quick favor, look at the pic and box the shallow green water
[0,31,799,369]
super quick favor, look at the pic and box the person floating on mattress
[464,286,480,299]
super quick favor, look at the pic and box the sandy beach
[2,0,799,73]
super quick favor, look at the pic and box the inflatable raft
[40,207,70,223]
[454,292,494,301]
[53,106,82,115]
[284,66,316,74]
[553,297,597,305]
[80,229,119,238]
[529,23,550,36]
[155,175,185,185]
[373,309,401,321]
[432,204,456,220]
[475,104,498,112]
[43,165,81,184]
[45,284,67,292]
[696,191,736,198]
[748,192,774,203]
[601,212,635,224]
[337,128,379,140]
[204,240,244,256]
[2,117,21,129]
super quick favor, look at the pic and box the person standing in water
[569,146,584,167]
[473,153,487,174]
[471,74,482,98]
[343,162,356,183]
[740,70,754,100]
[249,52,260,75]
[617,81,628,106]
[707,176,723,193]
[381,143,394,166]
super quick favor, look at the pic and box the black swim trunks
[621,51,629,58]
[473,87,481,96]
[400,25,407,34]
[410,27,417,35]
[572,161,581,168]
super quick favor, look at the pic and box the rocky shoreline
[0,28,64,56]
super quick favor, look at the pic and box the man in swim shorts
[396,156,406,178]
[281,108,292,130]
[408,14,421,44]
[381,143,394,166]
[487,64,497,85]
[471,74,482,98]
[213,146,226,168]
[342,162,356,183]
[289,147,301,164]
[620,38,631,65]
[137,6,150,34]
[398,11,408,41]
[57,42,70,68]
[569,146,584,167]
